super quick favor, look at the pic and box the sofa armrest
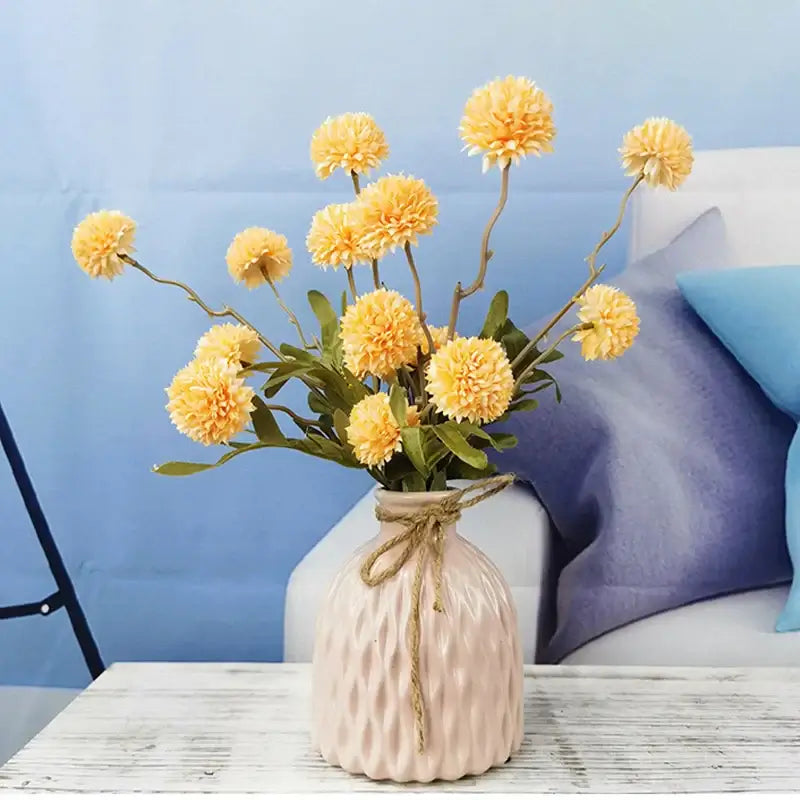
[283,480,554,664]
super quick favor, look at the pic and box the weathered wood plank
[1,662,799,794]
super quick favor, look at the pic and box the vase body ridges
[311,488,523,783]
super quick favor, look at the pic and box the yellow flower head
[355,174,438,258]
[346,393,419,467]
[71,210,136,280]
[226,227,292,288]
[620,117,694,190]
[165,358,255,446]
[306,202,371,270]
[310,112,389,180]
[573,284,640,361]
[426,336,514,424]
[194,323,262,367]
[460,76,556,173]
[340,288,423,379]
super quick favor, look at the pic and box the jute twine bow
[359,474,515,754]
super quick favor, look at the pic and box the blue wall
[2,0,799,688]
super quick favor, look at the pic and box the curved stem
[404,242,435,355]
[350,170,361,195]
[510,173,644,371]
[586,174,644,274]
[264,404,322,430]
[447,164,510,338]
[268,279,316,350]
[371,258,381,290]
[513,324,589,392]
[345,267,358,301]
[120,254,283,359]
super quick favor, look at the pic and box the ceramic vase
[310,487,524,783]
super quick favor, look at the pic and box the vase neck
[374,488,458,543]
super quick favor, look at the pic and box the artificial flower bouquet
[71,77,693,492]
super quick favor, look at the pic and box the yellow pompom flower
[459,76,556,173]
[194,323,262,367]
[226,227,292,289]
[346,393,420,467]
[310,112,389,180]
[620,117,694,190]
[306,202,371,270]
[573,284,640,361]
[426,336,514,424]
[340,288,423,379]
[355,174,438,258]
[165,358,255,446]
[71,210,136,280]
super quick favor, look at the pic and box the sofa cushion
[494,208,794,663]
[678,265,800,632]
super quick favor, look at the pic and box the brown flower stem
[267,279,315,350]
[371,258,381,289]
[264,404,324,431]
[447,164,510,339]
[399,365,419,403]
[120,254,283,360]
[346,267,358,301]
[371,376,379,393]
[350,170,383,290]
[510,174,644,371]
[404,242,435,355]
[586,174,644,274]
[513,323,590,392]
[120,254,330,406]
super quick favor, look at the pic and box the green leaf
[262,361,312,397]
[384,454,417,484]
[498,318,530,363]
[279,343,316,364]
[479,290,509,340]
[446,460,498,480]
[554,381,563,403]
[240,361,284,375]
[251,397,286,444]
[152,461,219,476]
[308,391,331,415]
[389,383,409,427]
[541,348,564,364]
[429,470,448,491]
[489,432,518,450]
[401,426,429,477]
[508,398,539,413]
[433,421,488,470]
[455,421,518,452]
[333,408,350,445]
[402,472,426,492]
[153,442,268,476]
[308,290,339,355]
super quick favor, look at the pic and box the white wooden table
[2,663,799,795]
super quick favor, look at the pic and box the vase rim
[374,486,455,510]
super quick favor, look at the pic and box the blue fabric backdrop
[2,0,799,688]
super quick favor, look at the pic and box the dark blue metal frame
[0,400,104,680]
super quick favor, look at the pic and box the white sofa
[284,147,800,667]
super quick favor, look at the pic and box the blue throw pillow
[494,208,794,662]
[677,266,800,631]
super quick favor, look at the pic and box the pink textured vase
[311,487,524,783]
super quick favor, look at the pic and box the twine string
[359,474,514,753]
